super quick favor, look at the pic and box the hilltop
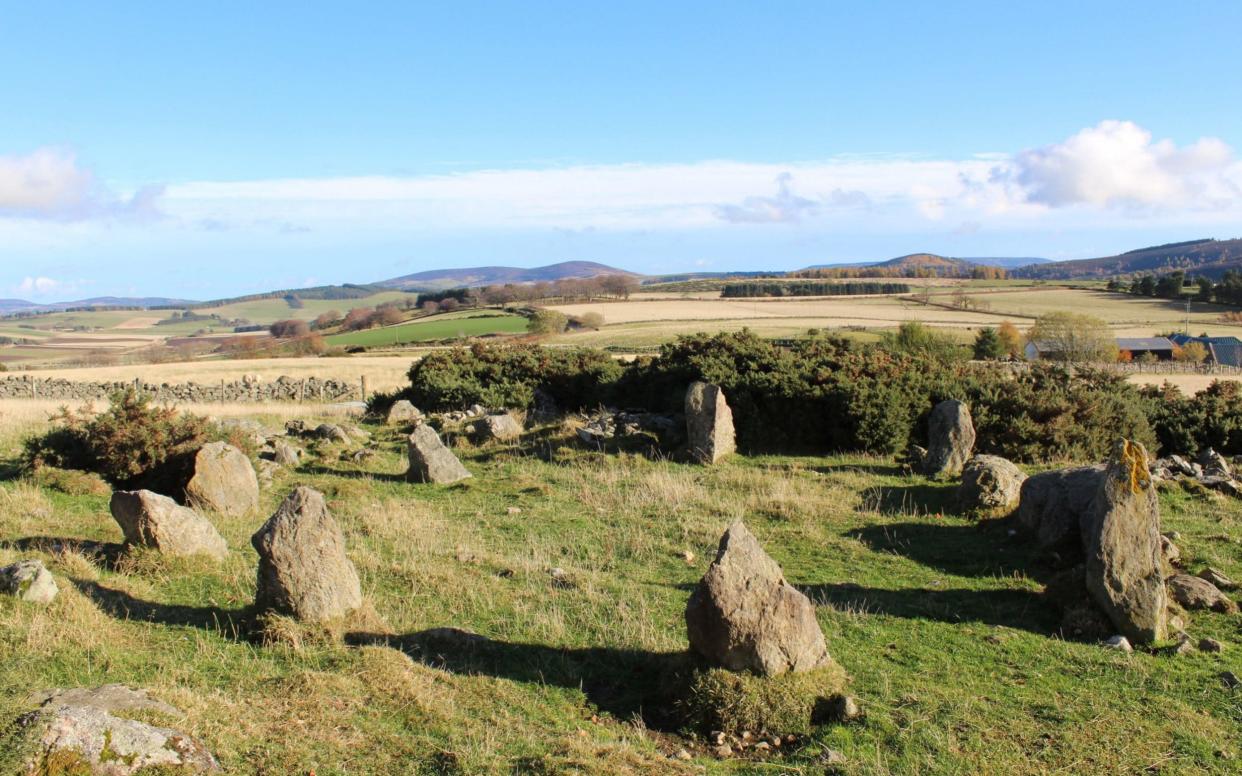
[1011,238,1242,279]
[803,253,1050,274]
[378,260,640,291]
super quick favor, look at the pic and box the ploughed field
[1,410,1241,774]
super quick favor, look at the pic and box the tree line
[1108,270,1242,306]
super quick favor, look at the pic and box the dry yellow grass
[1125,373,1242,394]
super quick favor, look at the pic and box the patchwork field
[326,311,529,347]
[1,407,1239,774]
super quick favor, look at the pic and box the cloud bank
[0,148,164,220]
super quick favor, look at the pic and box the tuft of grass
[682,663,850,736]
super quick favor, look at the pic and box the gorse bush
[396,332,1161,462]
[1141,380,1242,456]
[22,388,245,491]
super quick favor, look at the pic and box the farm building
[1169,334,1242,367]
[1024,337,1177,362]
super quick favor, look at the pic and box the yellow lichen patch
[1120,438,1150,493]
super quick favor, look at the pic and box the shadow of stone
[801,582,1057,633]
[301,464,407,483]
[71,579,250,640]
[2,536,127,570]
[846,519,1052,582]
[811,462,907,477]
[860,483,959,517]
[346,628,696,731]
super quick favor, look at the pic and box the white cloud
[996,120,1241,209]
[16,276,61,295]
[0,147,164,220]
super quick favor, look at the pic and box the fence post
[220,378,226,405]
[360,376,368,402]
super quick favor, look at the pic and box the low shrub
[1141,380,1242,456]
[680,663,849,736]
[30,466,111,497]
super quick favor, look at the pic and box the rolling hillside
[1011,238,1242,279]
[378,260,640,291]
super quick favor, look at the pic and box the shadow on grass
[846,520,1051,581]
[810,462,907,477]
[347,628,695,731]
[301,463,407,483]
[859,483,959,517]
[71,579,249,639]
[1,536,127,570]
[802,582,1057,633]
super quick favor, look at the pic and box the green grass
[1,417,1240,774]
[325,312,529,347]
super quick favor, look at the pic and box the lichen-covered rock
[922,400,975,479]
[15,685,219,774]
[1168,574,1239,614]
[686,521,831,676]
[957,455,1026,513]
[109,490,228,559]
[184,442,259,517]
[473,413,523,442]
[0,559,58,604]
[251,486,362,622]
[685,382,735,464]
[406,425,472,484]
[1082,439,1167,644]
[1016,464,1106,548]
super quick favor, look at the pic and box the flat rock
[1082,439,1167,644]
[406,424,472,484]
[1,559,58,604]
[251,486,362,622]
[184,442,259,517]
[17,685,218,774]
[922,399,975,479]
[1168,574,1239,613]
[685,382,736,464]
[110,490,228,559]
[685,520,831,676]
[957,454,1026,512]
[1016,464,1106,548]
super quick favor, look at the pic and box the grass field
[1,408,1239,774]
[325,311,529,347]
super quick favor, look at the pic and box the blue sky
[2,1,1241,300]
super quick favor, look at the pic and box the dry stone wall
[0,375,359,403]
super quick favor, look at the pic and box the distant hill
[802,254,1049,273]
[1011,238,1242,279]
[0,296,196,316]
[378,261,640,291]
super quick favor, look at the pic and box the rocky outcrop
[921,400,975,479]
[184,443,259,517]
[1082,439,1167,644]
[685,521,831,676]
[16,685,219,774]
[685,382,736,464]
[1016,465,1106,548]
[110,490,228,559]
[406,425,472,484]
[251,487,362,622]
[957,455,1026,513]
[1,559,58,604]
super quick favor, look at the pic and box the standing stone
[406,425,472,484]
[110,490,228,560]
[251,486,362,622]
[17,685,219,774]
[1083,439,1167,644]
[685,521,831,676]
[473,413,523,442]
[1016,464,1106,548]
[184,442,259,517]
[685,382,736,464]
[386,399,423,425]
[1,559,58,604]
[922,400,975,479]
[957,455,1027,512]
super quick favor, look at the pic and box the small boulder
[386,399,423,425]
[0,559,58,604]
[110,490,228,560]
[473,413,523,442]
[251,486,362,622]
[272,440,302,466]
[16,685,219,774]
[1082,439,1167,644]
[686,521,831,676]
[1199,567,1238,591]
[314,423,351,443]
[922,399,975,479]
[685,382,736,464]
[1016,464,1106,548]
[406,425,472,484]
[957,455,1026,513]
[1199,447,1232,477]
[1167,574,1239,614]
[1103,635,1133,652]
[184,442,259,517]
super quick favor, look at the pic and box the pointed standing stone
[685,382,736,464]
[1083,439,1167,644]
[922,400,975,479]
[406,424,472,484]
[686,521,831,676]
[110,490,228,559]
[251,486,362,622]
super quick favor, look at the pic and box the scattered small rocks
[0,559,58,604]
[1151,449,1242,498]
